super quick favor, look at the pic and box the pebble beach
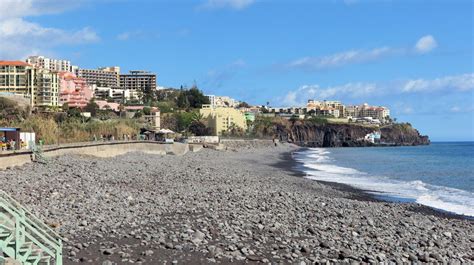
[0,141,472,264]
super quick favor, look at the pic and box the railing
[0,190,62,265]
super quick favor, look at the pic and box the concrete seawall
[0,141,190,170]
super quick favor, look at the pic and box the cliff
[275,122,430,147]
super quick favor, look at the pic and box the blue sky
[0,0,473,141]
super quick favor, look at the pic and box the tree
[151,101,175,113]
[176,86,210,109]
[177,92,190,109]
[175,111,195,132]
[134,110,144,119]
[143,106,151,115]
[237,101,251,108]
[66,107,81,118]
[84,99,99,117]
[188,121,210,136]
[191,112,204,122]
[141,84,156,104]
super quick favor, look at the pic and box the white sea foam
[296,148,474,217]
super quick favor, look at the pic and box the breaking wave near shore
[294,145,474,217]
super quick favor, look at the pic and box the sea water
[293,142,474,217]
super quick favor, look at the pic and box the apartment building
[92,85,131,103]
[119,70,156,97]
[206,95,239,108]
[346,103,390,121]
[77,66,120,88]
[200,104,247,136]
[26,55,75,72]
[0,61,60,107]
[0,61,35,104]
[34,69,60,107]
[59,72,93,108]
[307,100,345,118]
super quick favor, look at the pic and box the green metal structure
[0,190,62,265]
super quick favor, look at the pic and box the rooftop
[0,61,31,66]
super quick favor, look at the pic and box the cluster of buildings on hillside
[197,99,391,136]
[0,55,391,136]
[1,56,157,108]
[266,100,390,124]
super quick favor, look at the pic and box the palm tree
[191,112,205,123]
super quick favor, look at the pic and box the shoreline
[276,147,472,221]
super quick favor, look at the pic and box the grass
[10,116,140,145]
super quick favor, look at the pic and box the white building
[92,85,138,102]
[26,55,77,73]
[206,95,239,108]
[346,103,390,122]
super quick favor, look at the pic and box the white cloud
[204,59,246,88]
[450,106,461,113]
[198,0,255,10]
[286,35,439,72]
[117,32,131,41]
[415,35,437,54]
[0,0,98,59]
[116,30,159,41]
[402,73,474,92]
[282,82,378,106]
[0,0,82,20]
[288,46,394,71]
[280,73,474,107]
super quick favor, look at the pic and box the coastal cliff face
[275,122,430,147]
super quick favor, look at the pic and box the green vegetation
[176,86,210,109]
[306,115,329,125]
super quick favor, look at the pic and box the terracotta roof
[0,61,30,66]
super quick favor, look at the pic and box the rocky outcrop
[380,124,430,146]
[275,123,429,147]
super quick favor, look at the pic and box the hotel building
[58,72,93,108]
[34,69,60,107]
[0,61,60,107]
[200,104,247,135]
[206,95,239,108]
[346,103,390,121]
[77,66,120,88]
[0,61,35,103]
[26,55,75,72]
[119,70,157,100]
[306,100,345,118]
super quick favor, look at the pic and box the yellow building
[34,69,60,108]
[0,61,35,105]
[0,61,60,108]
[200,104,247,136]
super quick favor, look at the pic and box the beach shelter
[0,127,21,150]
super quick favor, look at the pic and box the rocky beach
[0,141,472,264]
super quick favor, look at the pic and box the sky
[0,0,473,141]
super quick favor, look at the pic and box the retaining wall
[0,141,190,170]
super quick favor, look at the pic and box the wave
[295,148,474,217]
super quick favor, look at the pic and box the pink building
[59,72,93,108]
[95,100,120,112]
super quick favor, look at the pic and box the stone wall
[0,141,190,170]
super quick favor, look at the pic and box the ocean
[293,142,474,217]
